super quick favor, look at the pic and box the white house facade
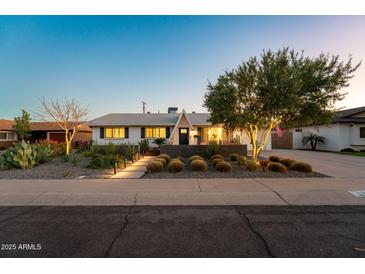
[88,108,272,150]
[292,107,365,151]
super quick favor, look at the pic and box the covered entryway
[179,128,189,145]
[271,130,293,149]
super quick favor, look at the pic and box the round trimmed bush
[155,157,167,167]
[238,156,247,166]
[279,158,296,168]
[157,154,171,163]
[210,154,224,161]
[268,162,288,173]
[189,155,204,163]
[216,161,232,172]
[259,160,271,168]
[190,159,208,172]
[245,159,259,171]
[290,162,313,173]
[229,153,239,161]
[146,161,164,173]
[174,156,184,162]
[212,157,224,166]
[168,160,184,173]
[268,155,281,162]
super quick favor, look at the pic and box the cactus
[2,140,37,169]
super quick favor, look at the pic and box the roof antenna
[142,100,147,114]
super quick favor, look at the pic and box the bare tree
[36,97,89,155]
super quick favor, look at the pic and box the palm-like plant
[153,138,166,148]
[302,133,326,150]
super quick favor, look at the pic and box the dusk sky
[0,16,364,120]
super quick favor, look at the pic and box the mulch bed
[0,156,113,179]
[142,158,328,179]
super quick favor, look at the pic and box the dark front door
[179,128,189,145]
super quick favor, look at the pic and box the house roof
[332,106,365,123]
[30,122,92,132]
[0,119,15,131]
[89,113,212,127]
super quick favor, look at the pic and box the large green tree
[204,48,360,161]
[13,110,32,141]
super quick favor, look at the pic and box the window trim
[104,127,126,139]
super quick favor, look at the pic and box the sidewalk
[0,177,364,206]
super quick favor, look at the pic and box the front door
[179,128,189,145]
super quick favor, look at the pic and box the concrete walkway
[111,156,155,179]
[262,149,365,178]
[0,177,364,206]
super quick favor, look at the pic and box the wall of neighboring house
[293,123,365,151]
[0,131,17,149]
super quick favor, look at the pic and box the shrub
[212,157,224,166]
[155,157,167,167]
[229,153,239,161]
[146,161,164,173]
[87,153,124,169]
[189,155,204,163]
[279,158,296,168]
[157,153,171,163]
[210,154,223,161]
[245,159,259,171]
[216,161,232,172]
[2,141,37,169]
[39,140,66,156]
[190,159,208,172]
[238,156,247,166]
[72,156,79,167]
[139,139,150,153]
[290,162,313,173]
[174,156,184,162]
[259,160,271,168]
[168,160,185,173]
[82,149,93,157]
[268,162,288,173]
[268,155,281,162]
[340,147,355,152]
[35,144,53,164]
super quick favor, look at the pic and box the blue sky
[0,16,364,120]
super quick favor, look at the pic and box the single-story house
[292,106,365,151]
[0,120,92,149]
[0,119,17,149]
[89,108,272,150]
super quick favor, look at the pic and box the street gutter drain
[348,191,365,198]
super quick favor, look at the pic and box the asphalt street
[0,205,365,258]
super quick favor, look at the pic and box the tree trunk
[65,129,71,156]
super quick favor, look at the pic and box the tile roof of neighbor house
[332,106,365,123]
[30,122,92,132]
[0,119,15,131]
[88,113,212,127]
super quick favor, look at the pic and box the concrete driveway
[262,150,365,178]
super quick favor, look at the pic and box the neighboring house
[292,106,365,151]
[0,120,92,149]
[89,108,272,150]
[0,119,17,149]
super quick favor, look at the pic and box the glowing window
[105,128,125,139]
[146,128,166,138]
[180,128,188,134]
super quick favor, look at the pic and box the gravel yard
[0,156,113,179]
[142,158,327,179]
